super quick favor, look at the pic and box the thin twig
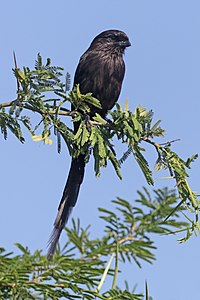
[111,240,119,290]
[159,139,180,146]
[0,99,75,116]
[13,51,20,93]
[96,252,115,293]
[141,137,161,159]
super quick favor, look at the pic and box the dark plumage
[47,29,131,259]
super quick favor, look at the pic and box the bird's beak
[119,40,131,48]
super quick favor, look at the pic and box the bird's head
[90,29,131,53]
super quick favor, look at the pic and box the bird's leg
[84,114,92,131]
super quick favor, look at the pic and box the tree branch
[0,99,76,116]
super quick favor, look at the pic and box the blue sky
[0,1,200,299]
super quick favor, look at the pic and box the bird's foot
[84,114,92,131]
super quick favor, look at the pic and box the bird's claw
[84,114,92,131]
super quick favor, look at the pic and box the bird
[47,29,131,259]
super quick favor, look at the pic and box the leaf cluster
[0,53,199,241]
[0,188,189,299]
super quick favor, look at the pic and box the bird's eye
[105,33,118,41]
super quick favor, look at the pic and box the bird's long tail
[47,154,85,260]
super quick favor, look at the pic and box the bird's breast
[74,50,125,117]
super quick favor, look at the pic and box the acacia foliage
[0,54,199,235]
[0,54,199,299]
[0,188,188,299]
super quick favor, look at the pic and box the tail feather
[47,227,62,260]
[47,154,85,259]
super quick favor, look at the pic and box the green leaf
[93,113,107,124]
[133,147,154,185]
[81,124,90,147]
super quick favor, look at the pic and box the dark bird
[47,29,131,259]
